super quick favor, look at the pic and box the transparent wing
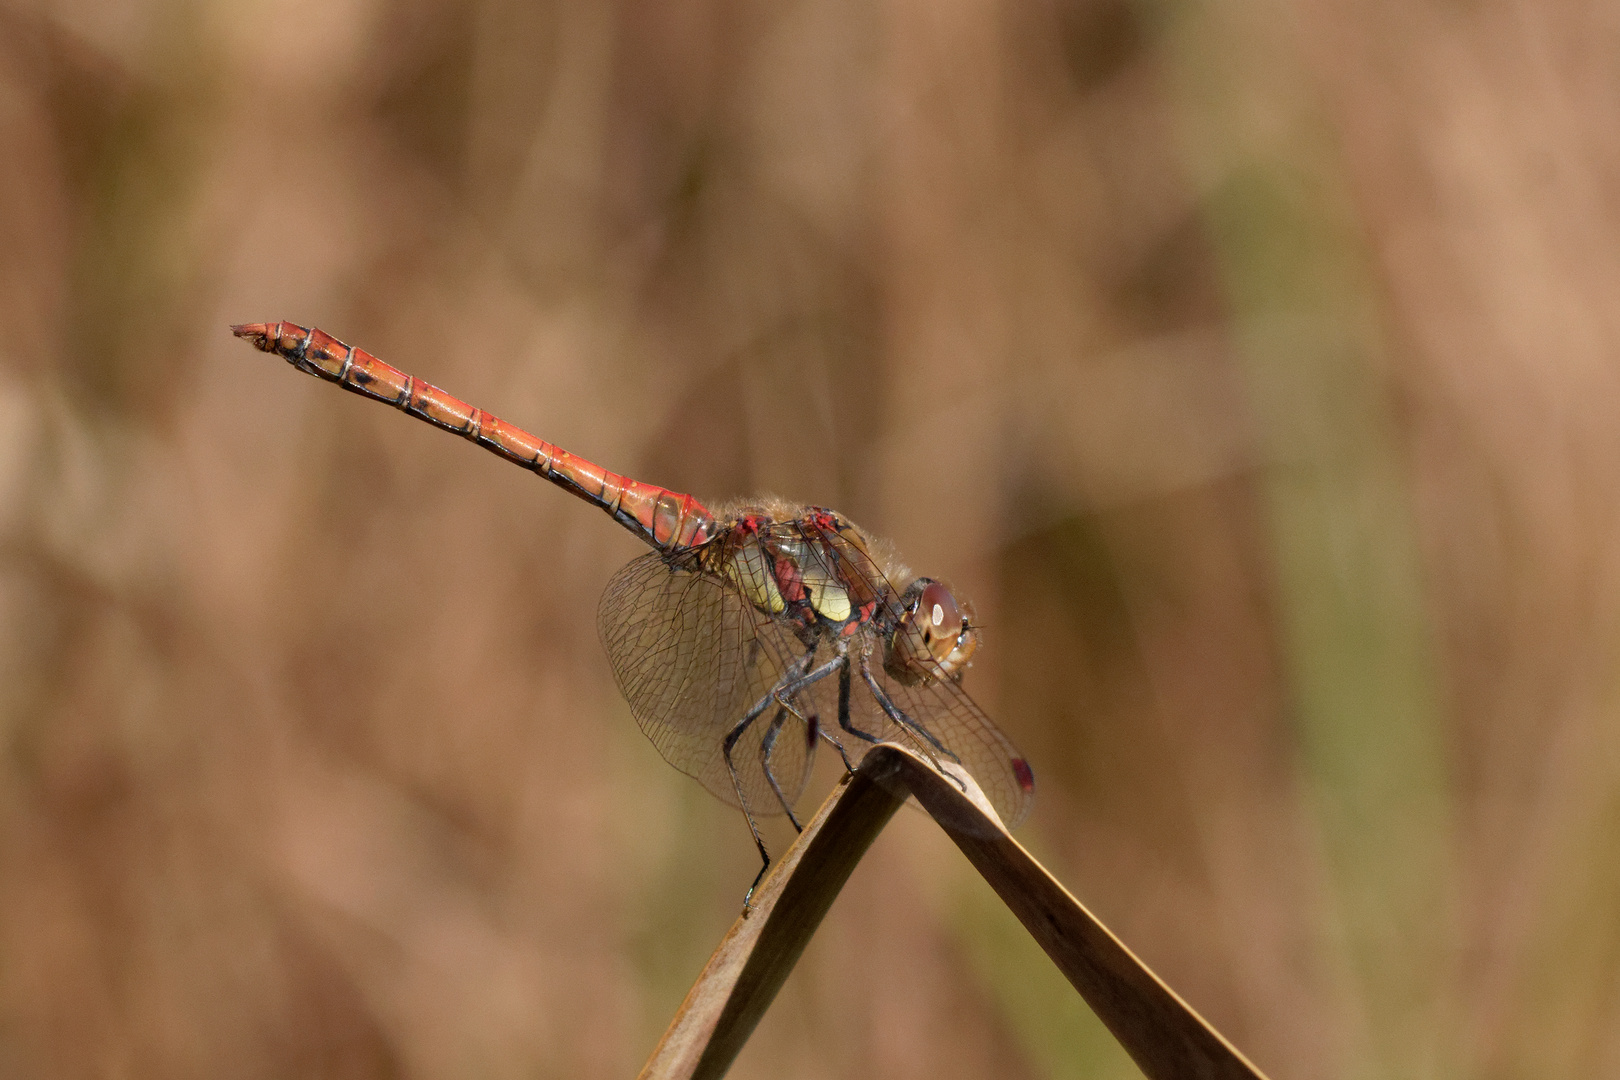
[810,526,1036,830]
[597,552,820,818]
[855,658,1035,829]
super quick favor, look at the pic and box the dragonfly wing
[597,552,820,817]
[855,661,1035,829]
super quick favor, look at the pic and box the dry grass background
[1,0,1617,1077]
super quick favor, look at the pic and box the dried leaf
[639,744,1272,1080]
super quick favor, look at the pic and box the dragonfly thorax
[704,506,979,685]
[708,508,890,634]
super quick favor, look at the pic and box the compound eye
[885,577,980,686]
[917,581,963,661]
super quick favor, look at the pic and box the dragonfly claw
[741,859,770,916]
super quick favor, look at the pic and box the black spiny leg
[759,644,828,831]
[722,700,779,912]
[828,660,859,773]
[830,654,890,771]
[859,656,968,794]
[722,654,847,911]
[759,707,807,832]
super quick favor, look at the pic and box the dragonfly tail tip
[230,323,274,350]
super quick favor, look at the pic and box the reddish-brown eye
[885,578,979,684]
[917,581,962,656]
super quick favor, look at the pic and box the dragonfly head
[885,578,979,685]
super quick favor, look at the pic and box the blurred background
[1,0,1616,1076]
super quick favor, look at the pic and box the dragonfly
[233,321,1035,904]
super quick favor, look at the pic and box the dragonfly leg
[722,689,788,912]
[859,657,969,793]
[722,654,844,911]
[829,657,891,773]
[765,654,847,793]
[740,827,771,914]
[825,661,860,773]
[759,707,808,833]
[819,659,867,773]
[758,644,828,831]
[723,702,782,913]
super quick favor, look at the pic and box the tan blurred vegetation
[1,0,1617,1077]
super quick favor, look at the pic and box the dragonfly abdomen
[232,321,715,552]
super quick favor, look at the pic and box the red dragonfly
[233,321,1034,902]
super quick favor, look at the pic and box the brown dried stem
[637,743,1272,1080]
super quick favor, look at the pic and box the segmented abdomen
[232,321,715,552]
